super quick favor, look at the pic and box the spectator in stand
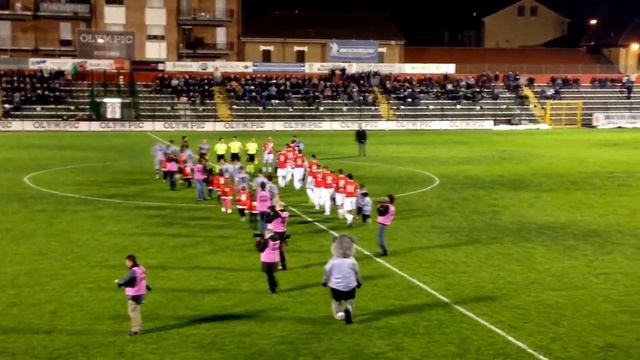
[623,75,634,100]
[1,70,70,111]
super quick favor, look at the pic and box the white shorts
[335,193,346,206]
[344,197,357,211]
[263,154,274,163]
[277,168,287,177]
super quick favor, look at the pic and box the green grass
[0,129,639,359]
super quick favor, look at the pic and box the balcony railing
[178,8,234,25]
[0,1,91,20]
[180,41,235,56]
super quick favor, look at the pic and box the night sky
[242,0,640,46]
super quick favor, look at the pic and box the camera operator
[255,230,281,294]
[266,202,290,271]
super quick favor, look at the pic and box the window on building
[216,27,227,49]
[530,6,538,17]
[59,22,72,47]
[517,5,525,16]
[0,21,10,48]
[295,50,305,63]
[106,24,125,31]
[147,0,164,7]
[146,25,165,40]
[378,51,385,63]
[261,49,272,63]
[215,0,226,18]
[106,0,125,5]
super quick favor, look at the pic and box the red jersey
[293,154,306,168]
[323,171,336,189]
[308,160,319,171]
[214,175,225,190]
[263,141,274,155]
[313,170,325,188]
[335,175,347,194]
[177,153,186,166]
[277,152,288,169]
[182,166,192,179]
[285,148,295,161]
[249,200,258,213]
[345,179,359,197]
[236,190,251,208]
[207,174,215,189]
[221,185,234,198]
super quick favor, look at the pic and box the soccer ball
[336,312,345,320]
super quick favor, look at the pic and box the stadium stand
[1,69,635,127]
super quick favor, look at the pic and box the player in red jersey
[308,154,320,173]
[334,169,348,219]
[343,174,360,226]
[213,171,225,202]
[292,152,307,190]
[276,148,289,188]
[220,180,235,214]
[235,185,251,222]
[284,145,296,185]
[312,167,326,210]
[262,137,275,174]
[322,168,336,216]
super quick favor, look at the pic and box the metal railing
[455,63,621,75]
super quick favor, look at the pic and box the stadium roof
[242,12,405,42]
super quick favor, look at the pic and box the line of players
[153,136,373,226]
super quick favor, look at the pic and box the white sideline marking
[146,132,548,359]
[23,163,217,208]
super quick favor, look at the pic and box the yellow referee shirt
[214,143,227,155]
[229,140,242,154]
[245,142,258,155]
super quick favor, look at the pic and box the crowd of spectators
[380,71,532,106]
[1,70,71,111]
[224,72,378,108]
[153,74,219,105]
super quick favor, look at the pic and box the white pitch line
[150,132,548,359]
[287,205,549,360]
[23,163,217,208]
[327,159,440,197]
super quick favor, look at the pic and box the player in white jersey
[152,142,166,179]
[262,137,275,174]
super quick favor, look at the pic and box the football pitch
[0,129,639,359]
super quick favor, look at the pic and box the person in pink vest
[256,181,271,234]
[255,230,281,294]
[166,158,178,191]
[267,201,290,270]
[114,254,151,336]
[376,194,396,256]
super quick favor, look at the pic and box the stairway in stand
[373,87,397,120]
[213,87,233,121]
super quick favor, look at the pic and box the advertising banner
[252,63,305,73]
[592,112,640,128]
[77,30,135,59]
[164,61,253,73]
[327,40,379,63]
[3,120,500,132]
[403,63,456,74]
